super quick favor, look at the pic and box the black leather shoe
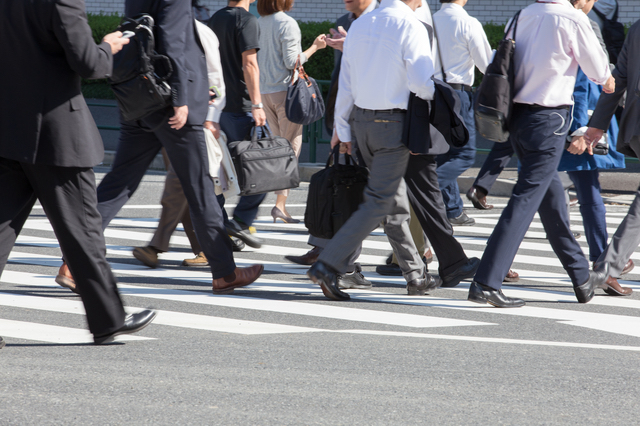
[448,212,475,226]
[308,261,350,301]
[0,336,5,349]
[93,309,157,345]
[575,264,608,303]
[376,262,402,276]
[466,186,493,210]
[407,273,441,295]
[226,219,262,249]
[231,236,245,252]
[468,281,525,307]
[441,257,480,288]
[338,263,372,289]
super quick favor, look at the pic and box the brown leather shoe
[212,265,264,294]
[55,262,78,294]
[182,252,209,267]
[132,246,160,268]
[466,186,493,210]
[621,259,634,276]
[600,276,633,296]
[285,246,322,266]
[503,269,519,282]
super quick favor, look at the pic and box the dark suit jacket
[0,0,113,167]
[590,19,640,158]
[125,0,209,126]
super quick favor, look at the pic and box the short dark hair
[439,0,455,3]
[257,0,294,16]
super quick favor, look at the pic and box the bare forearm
[243,61,261,105]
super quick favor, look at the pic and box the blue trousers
[218,111,267,226]
[474,105,590,290]
[436,89,476,218]
[568,169,607,262]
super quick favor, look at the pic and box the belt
[517,103,571,112]
[448,83,473,92]
[358,107,406,114]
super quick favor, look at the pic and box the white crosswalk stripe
[3,187,640,351]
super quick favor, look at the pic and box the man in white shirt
[307,0,439,301]
[433,0,493,226]
[468,0,614,308]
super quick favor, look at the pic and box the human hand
[603,75,615,94]
[103,31,130,55]
[252,107,266,126]
[204,121,221,139]
[313,34,327,50]
[169,105,188,130]
[330,130,352,155]
[326,27,347,52]
[567,135,590,155]
[584,127,605,151]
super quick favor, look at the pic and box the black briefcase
[304,146,369,239]
[227,127,300,196]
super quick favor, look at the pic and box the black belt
[358,107,406,114]
[517,103,571,112]
[448,83,473,92]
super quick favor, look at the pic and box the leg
[568,170,607,262]
[97,119,163,229]
[473,141,515,195]
[27,163,126,336]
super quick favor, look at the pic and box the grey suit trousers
[317,107,424,282]
[596,136,640,276]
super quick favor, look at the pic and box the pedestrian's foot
[55,261,78,294]
[182,252,208,267]
[132,246,161,268]
[448,212,475,226]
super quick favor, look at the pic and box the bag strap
[504,10,522,42]
[431,22,447,83]
[326,144,353,168]
[290,55,312,88]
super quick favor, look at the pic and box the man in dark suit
[94,0,263,294]
[0,0,156,344]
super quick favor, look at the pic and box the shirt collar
[440,3,464,11]
[536,0,573,7]
[379,0,413,12]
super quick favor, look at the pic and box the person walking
[308,0,438,300]
[468,0,613,308]
[0,0,156,344]
[257,0,327,223]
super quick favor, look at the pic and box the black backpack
[592,3,625,65]
[108,15,173,122]
[474,11,521,143]
[304,146,369,240]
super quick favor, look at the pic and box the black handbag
[227,127,300,196]
[474,10,521,143]
[285,57,325,125]
[109,15,173,122]
[304,146,369,239]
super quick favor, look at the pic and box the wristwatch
[251,102,263,109]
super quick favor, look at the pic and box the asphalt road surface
[2,168,640,425]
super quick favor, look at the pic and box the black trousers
[0,157,125,336]
[96,111,235,279]
[404,154,469,277]
[473,141,514,195]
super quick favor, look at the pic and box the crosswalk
[3,181,640,351]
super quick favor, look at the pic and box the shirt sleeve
[281,20,306,70]
[239,14,261,53]
[570,69,589,132]
[196,21,226,122]
[404,20,435,101]
[335,34,355,143]
[571,17,611,86]
[467,18,493,75]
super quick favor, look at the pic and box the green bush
[298,20,336,82]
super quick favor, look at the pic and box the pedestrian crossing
[3,182,640,351]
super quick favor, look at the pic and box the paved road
[2,169,640,425]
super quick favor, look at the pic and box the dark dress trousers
[0,0,126,337]
[96,0,236,279]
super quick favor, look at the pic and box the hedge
[82,12,629,99]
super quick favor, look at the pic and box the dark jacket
[125,0,209,126]
[590,19,640,158]
[0,0,113,167]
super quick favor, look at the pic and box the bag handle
[504,10,522,42]
[290,55,313,88]
[250,125,272,142]
[326,143,354,168]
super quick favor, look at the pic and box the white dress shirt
[432,3,492,86]
[511,0,611,107]
[334,0,435,142]
[195,20,226,123]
